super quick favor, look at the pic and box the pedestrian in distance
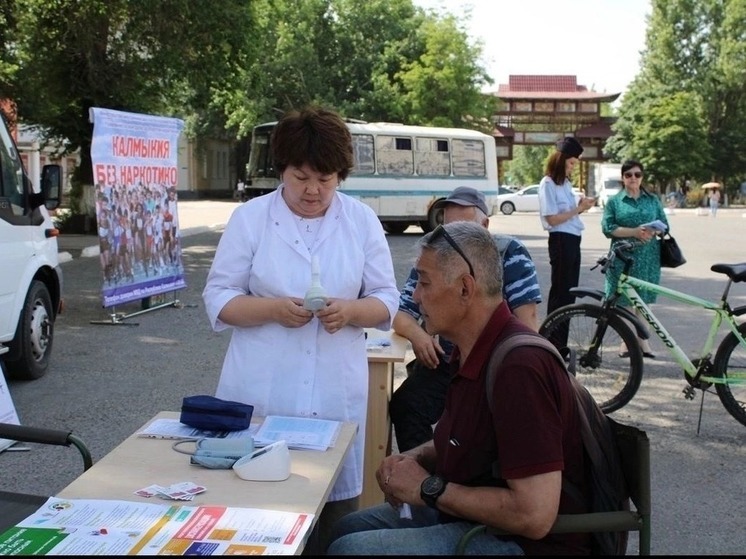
[709,186,721,217]
[327,221,591,555]
[601,159,668,358]
[202,105,400,554]
[538,137,596,349]
[389,186,541,452]
[235,178,247,202]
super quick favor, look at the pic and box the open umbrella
[702,182,721,189]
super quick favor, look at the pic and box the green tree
[5,0,497,215]
[225,0,494,130]
[4,0,254,214]
[606,0,746,195]
[503,145,552,187]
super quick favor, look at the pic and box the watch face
[422,475,444,496]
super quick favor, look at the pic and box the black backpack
[485,332,630,555]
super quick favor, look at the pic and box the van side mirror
[41,164,62,210]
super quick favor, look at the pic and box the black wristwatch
[420,475,448,509]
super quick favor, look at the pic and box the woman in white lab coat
[202,106,399,552]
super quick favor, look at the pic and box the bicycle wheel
[540,303,644,413]
[713,324,746,427]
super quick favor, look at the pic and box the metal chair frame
[456,425,651,555]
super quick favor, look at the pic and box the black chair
[456,424,651,555]
[0,422,93,532]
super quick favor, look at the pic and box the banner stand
[90,291,182,326]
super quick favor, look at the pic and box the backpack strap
[484,332,567,480]
[484,332,592,504]
[484,332,566,416]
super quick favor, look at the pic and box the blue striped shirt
[398,234,542,360]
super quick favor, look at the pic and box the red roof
[492,75,620,102]
[505,75,584,92]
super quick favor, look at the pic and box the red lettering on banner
[117,165,178,187]
[112,135,171,159]
[94,164,107,185]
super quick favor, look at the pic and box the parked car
[496,185,583,215]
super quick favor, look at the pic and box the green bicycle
[539,240,746,428]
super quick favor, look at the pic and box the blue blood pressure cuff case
[180,395,254,432]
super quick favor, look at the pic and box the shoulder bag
[660,232,686,268]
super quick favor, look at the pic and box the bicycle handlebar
[592,239,640,274]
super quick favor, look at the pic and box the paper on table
[0,497,314,555]
[641,220,667,233]
[253,415,342,451]
[137,418,258,440]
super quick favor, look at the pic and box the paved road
[5,201,746,554]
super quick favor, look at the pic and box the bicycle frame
[615,272,746,385]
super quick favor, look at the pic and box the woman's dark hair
[544,151,569,185]
[621,159,644,175]
[270,106,354,180]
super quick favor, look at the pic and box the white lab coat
[202,186,399,500]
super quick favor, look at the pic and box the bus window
[415,137,450,177]
[351,134,375,175]
[376,135,413,175]
[452,139,486,177]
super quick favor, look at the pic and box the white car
[496,185,583,215]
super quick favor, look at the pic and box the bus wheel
[422,206,444,233]
[382,222,409,235]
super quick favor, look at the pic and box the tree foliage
[224,0,494,131]
[606,0,746,194]
[2,0,496,215]
[2,0,254,211]
[503,145,552,187]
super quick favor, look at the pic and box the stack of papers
[0,497,314,555]
[137,418,257,440]
[641,220,667,233]
[254,415,341,451]
[138,415,341,451]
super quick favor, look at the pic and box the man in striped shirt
[390,186,542,451]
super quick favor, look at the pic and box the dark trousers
[546,232,582,348]
[389,358,452,452]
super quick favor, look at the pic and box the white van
[0,113,63,379]
[593,163,623,207]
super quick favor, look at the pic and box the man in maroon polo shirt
[327,221,591,555]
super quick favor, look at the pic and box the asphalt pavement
[7,200,746,555]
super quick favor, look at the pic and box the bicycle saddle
[710,263,746,282]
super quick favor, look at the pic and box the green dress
[601,188,668,305]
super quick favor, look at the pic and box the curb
[57,224,224,260]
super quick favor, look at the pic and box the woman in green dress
[601,160,668,358]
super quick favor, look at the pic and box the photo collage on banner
[89,108,186,308]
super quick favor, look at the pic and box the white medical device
[232,440,291,481]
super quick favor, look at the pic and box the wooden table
[361,329,408,509]
[56,412,357,552]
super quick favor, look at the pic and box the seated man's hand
[411,332,444,369]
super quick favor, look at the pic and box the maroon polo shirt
[432,301,590,555]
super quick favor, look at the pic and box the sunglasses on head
[624,172,643,179]
[428,224,475,277]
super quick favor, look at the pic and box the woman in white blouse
[202,106,400,553]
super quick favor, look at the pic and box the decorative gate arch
[488,75,621,190]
